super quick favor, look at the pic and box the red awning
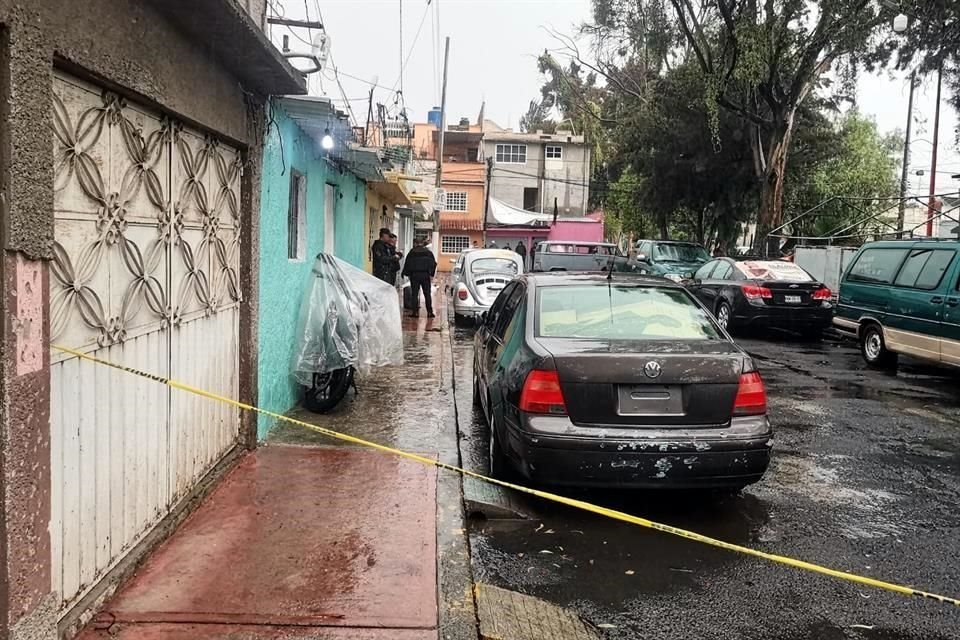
[439,219,484,231]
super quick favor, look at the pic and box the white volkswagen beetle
[450,249,524,325]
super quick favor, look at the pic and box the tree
[519,99,556,133]
[612,62,757,247]
[784,111,901,243]
[586,0,894,247]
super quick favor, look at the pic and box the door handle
[931,296,944,304]
[946,297,959,307]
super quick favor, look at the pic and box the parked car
[451,249,525,325]
[532,241,637,273]
[634,240,711,282]
[472,272,772,489]
[834,239,960,369]
[685,258,834,339]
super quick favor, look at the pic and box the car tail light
[457,285,468,301]
[733,372,767,416]
[519,370,567,415]
[741,285,772,300]
[812,286,832,300]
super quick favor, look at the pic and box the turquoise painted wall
[257,103,367,438]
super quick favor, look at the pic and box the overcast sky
[275,0,959,196]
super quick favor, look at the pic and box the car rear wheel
[716,301,733,332]
[861,324,897,369]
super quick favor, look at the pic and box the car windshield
[653,243,710,263]
[471,258,519,275]
[537,285,721,340]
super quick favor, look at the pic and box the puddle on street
[470,489,773,607]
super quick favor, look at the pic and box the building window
[545,145,562,159]
[288,169,306,260]
[523,187,539,211]
[495,144,527,164]
[444,191,468,212]
[441,235,471,254]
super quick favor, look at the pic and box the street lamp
[321,127,334,150]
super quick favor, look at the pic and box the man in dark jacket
[401,238,438,318]
[371,228,399,284]
[388,233,403,285]
[515,240,527,267]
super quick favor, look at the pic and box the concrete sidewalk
[79,285,475,639]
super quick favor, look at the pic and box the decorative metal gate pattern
[49,72,242,611]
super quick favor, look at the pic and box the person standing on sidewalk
[514,240,527,269]
[371,228,399,284]
[402,238,437,318]
[388,233,403,286]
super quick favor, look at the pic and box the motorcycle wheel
[303,367,354,414]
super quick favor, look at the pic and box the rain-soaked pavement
[451,324,960,639]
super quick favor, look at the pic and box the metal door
[48,72,243,612]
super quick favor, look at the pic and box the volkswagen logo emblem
[644,361,662,379]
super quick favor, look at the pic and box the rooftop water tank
[427,107,442,128]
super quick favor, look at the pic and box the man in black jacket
[401,238,438,318]
[371,228,399,284]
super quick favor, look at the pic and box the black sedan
[472,273,772,489]
[685,258,834,339]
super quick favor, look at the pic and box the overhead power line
[393,0,433,92]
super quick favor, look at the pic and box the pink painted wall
[548,220,604,242]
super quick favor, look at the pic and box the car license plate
[617,385,683,416]
[785,295,802,304]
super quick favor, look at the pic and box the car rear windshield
[735,260,814,282]
[653,243,710,263]
[471,258,519,275]
[537,285,721,340]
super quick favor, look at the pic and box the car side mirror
[637,253,649,263]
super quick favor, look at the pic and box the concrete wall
[483,139,590,216]
[257,104,366,439]
[0,0,301,636]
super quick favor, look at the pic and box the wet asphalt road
[451,325,960,640]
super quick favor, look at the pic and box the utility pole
[482,156,493,244]
[897,70,916,238]
[363,87,374,147]
[432,36,450,258]
[927,64,943,238]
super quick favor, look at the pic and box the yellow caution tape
[52,344,960,608]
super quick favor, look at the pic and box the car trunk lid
[755,280,823,308]
[537,338,745,427]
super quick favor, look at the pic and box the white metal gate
[49,72,243,611]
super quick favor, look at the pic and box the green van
[834,239,960,368]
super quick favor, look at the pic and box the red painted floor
[80,446,437,638]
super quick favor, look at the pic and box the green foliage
[525,0,909,251]
[785,111,901,240]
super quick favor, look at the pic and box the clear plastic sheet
[291,253,404,387]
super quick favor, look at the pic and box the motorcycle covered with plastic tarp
[291,253,403,413]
